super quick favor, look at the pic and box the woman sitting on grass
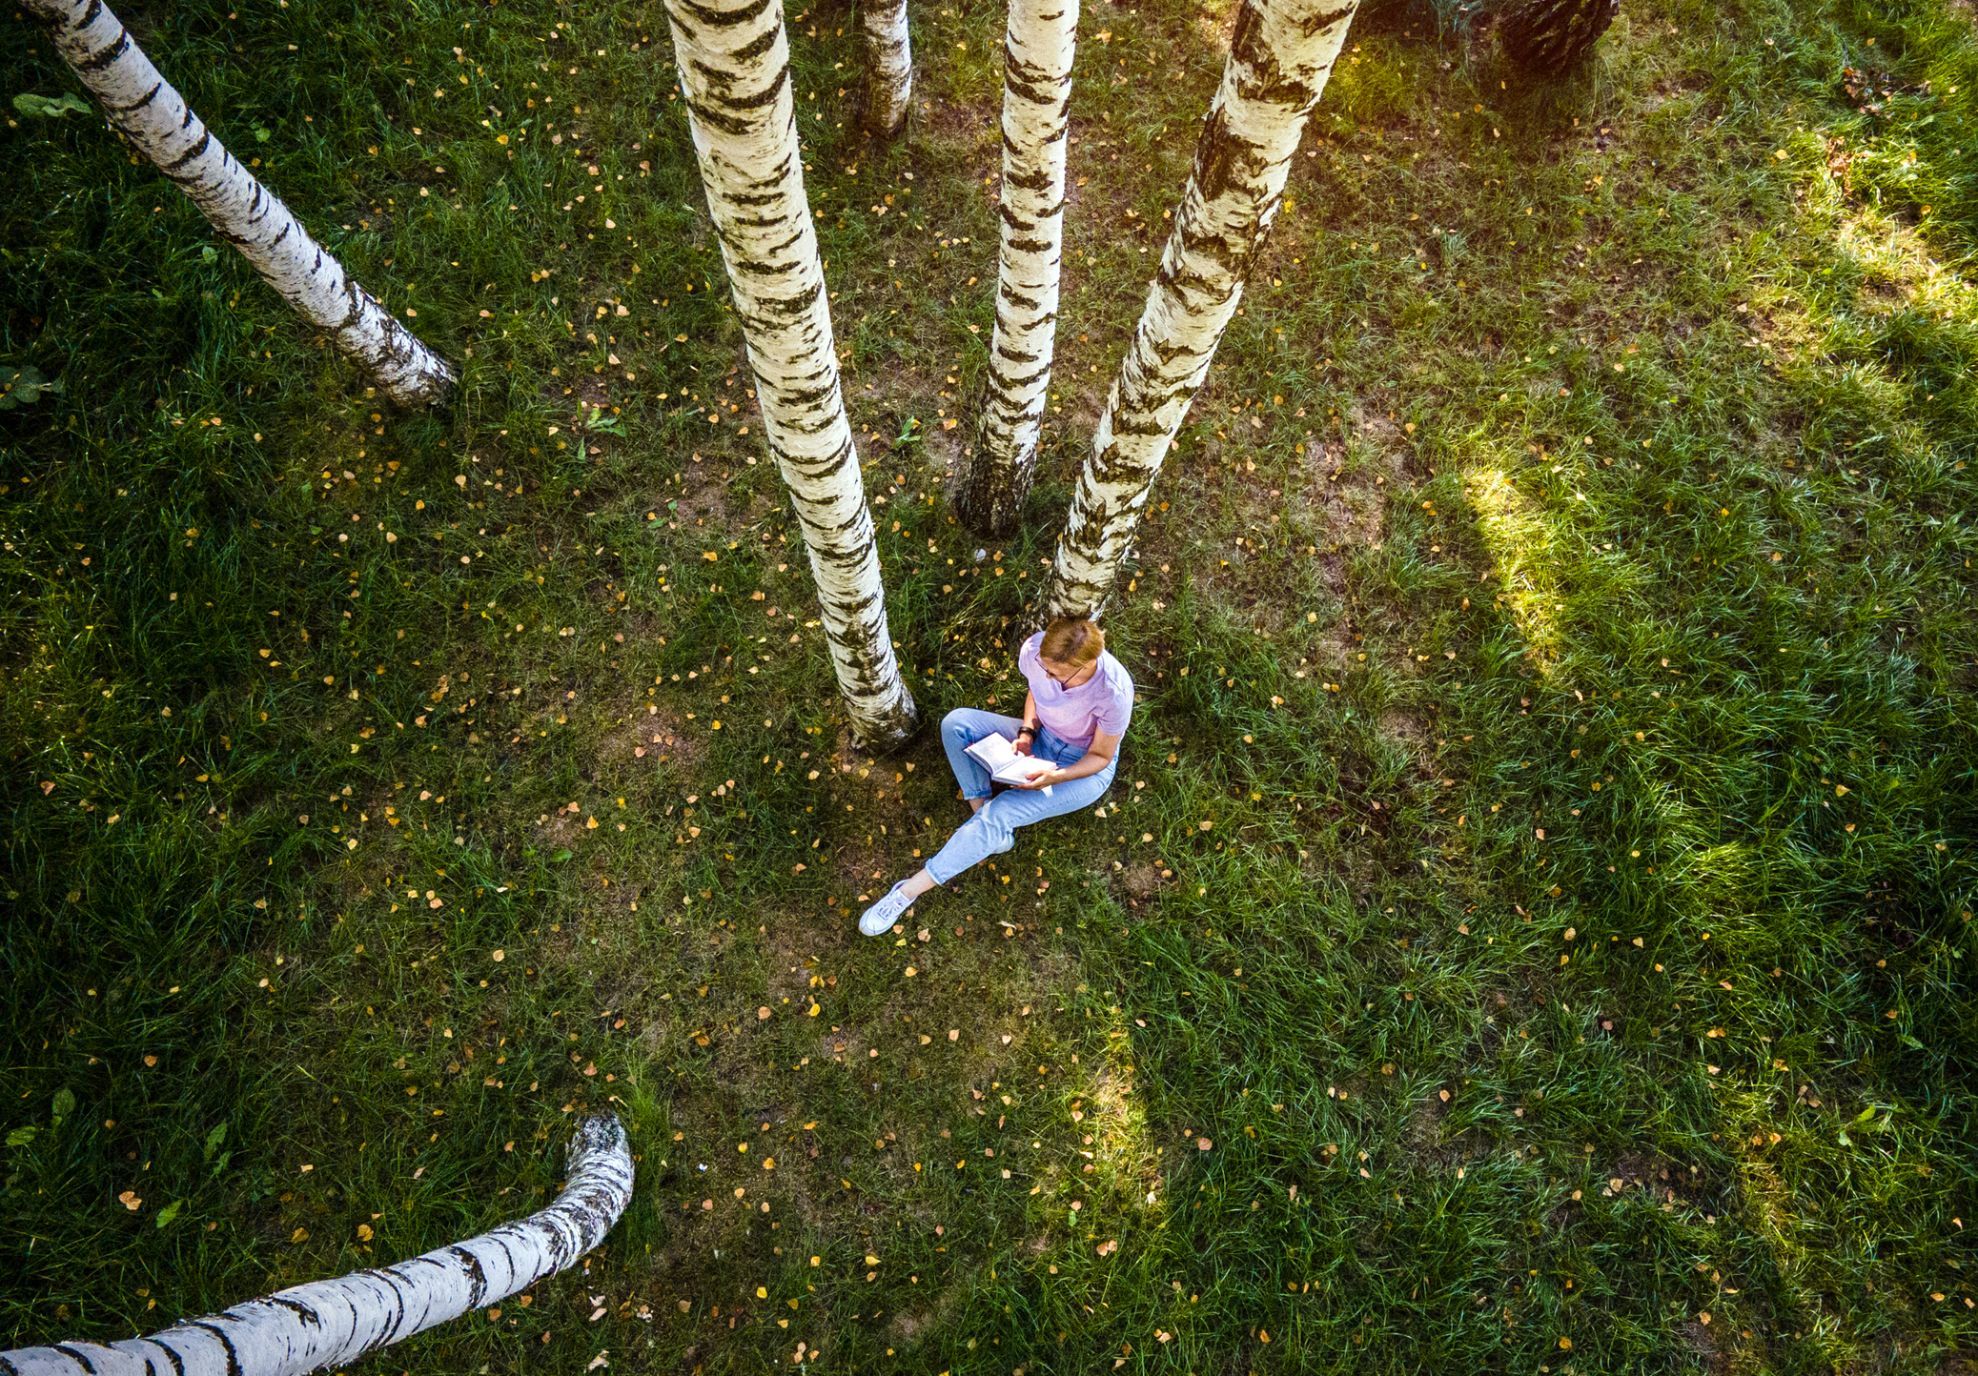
[858,616,1134,937]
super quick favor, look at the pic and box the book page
[966,733,1054,789]
[965,732,1018,769]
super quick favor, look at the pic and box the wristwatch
[1015,723,1037,742]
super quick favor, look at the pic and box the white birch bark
[21,0,457,408]
[663,0,919,750]
[954,0,1080,537]
[861,0,914,138]
[1046,0,1362,618]
[0,1115,633,1376]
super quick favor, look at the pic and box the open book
[966,732,1055,795]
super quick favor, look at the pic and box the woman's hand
[1014,766,1059,790]
[1011,730,1036,756]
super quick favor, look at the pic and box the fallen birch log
[0,1115,632,1376]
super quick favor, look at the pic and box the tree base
[847,695,921,754]
[1499,0,1619,74]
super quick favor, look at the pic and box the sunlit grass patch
[1459,462,1567,674]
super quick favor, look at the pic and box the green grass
[4,0,1977,1371]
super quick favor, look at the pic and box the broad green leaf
[50,1087,76,1125]
[0,364,62,411]
[5,1126,38,1148]
[155,1200,184,1229]
[203,1121,228,1161]
[12,92,91,119]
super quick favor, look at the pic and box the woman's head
[1039,617,1104,682]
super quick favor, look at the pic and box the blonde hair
[1039,617,1104,670]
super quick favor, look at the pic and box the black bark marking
[374,1268,410,1344]
[673,0,774,28]
[488,1231,520,1282]
[75,27,129,70]
[162,131,210,172]
[185,1323,242,1376]
[50,1348,98,1374]
[75,0,105,33]
[271,1295,324,1327]
[105,79,161,113]
[730,19,779,63]
[451,1245,490,1307]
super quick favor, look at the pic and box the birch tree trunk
[953,0,1080,537]
[0,1116,632,1376]
[861,0,914,138]
[1045,0,1361,619]
[663,0,919,750]
[21,0,456,408]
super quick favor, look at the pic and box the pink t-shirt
[1018,632,1134,754]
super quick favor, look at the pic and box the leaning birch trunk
[1045,0,1361,618]
[21,0,456,408]
[0,1115,632,1376]
[663,0,919,750]
[861,0,914,138]
[953,0,1080,537]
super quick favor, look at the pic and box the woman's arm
[1012,690,1041,754]
[1017,728,1121,786]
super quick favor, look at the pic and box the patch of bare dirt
[919,97,996,148]
[1676,1317,1727,1374]
[1406,1087,1465,1169]
[1379,709,1434,777]
[652,462,763,535]
[1301,404,1418,594]
[1305,443,1386,594]
[763,922,848,1005]
[535,798,588,849]
[1115,860,1174,911]
[601,700,704,776]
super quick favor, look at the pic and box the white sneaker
[858,882,915,937]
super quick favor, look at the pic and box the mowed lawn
[5,0,1978,1370]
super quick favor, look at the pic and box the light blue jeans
[925,707,1118,886]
